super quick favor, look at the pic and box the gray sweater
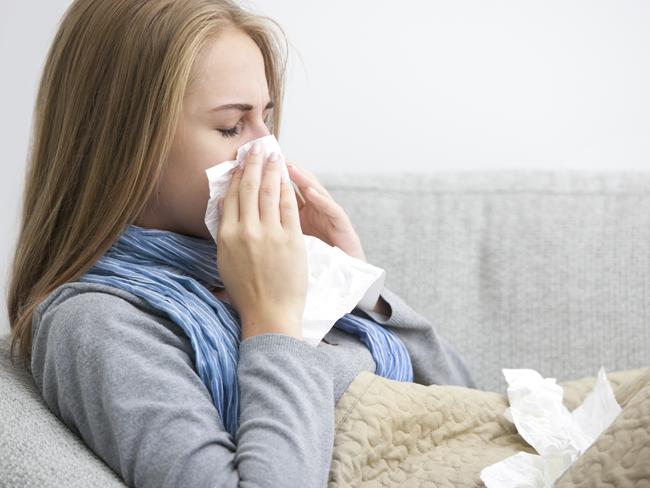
[30,281,476,488]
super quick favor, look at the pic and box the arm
[354,286,477,389]
[30,290,335,488]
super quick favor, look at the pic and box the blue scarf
[78,224,413,438]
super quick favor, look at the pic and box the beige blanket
[328,367,650,487]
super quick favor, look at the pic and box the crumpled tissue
[480,365,622,487]
[203,134,386,347]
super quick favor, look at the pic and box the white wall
[250,0,650,173]
[1,0,649,333]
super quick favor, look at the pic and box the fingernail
[281,171,290,183]
[268,151,280,163]
[249,141,262,155]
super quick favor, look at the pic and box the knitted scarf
[79,224,414,438]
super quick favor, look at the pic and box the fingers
[292,181,307,210]
[279,173,301,232]
[259,152,283,225]
[222,142,301,234]
[239,141,266,226]
[221,164,243,226]
[286,162,332,199]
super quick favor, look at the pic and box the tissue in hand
[203,134,386,347]
[480,365,622,487]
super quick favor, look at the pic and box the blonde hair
[6,0,289,370]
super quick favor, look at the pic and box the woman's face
[134,27,274,239]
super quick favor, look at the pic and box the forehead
[186,28,269,105]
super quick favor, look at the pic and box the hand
[286,161,367,262]
[216,144,308,341]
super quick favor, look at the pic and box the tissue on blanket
[480,366,622,488]
[204,134,386,347]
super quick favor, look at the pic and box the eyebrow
[209,101,274,112]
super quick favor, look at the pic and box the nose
[251,123,271,141]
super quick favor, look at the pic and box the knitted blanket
[328,366,650,487]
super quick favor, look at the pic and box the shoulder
[31,281,193,375]
[35,281,182,333]
[34,281,165,325]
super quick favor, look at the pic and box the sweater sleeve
[30,290,335,488]
[352,285,477,389]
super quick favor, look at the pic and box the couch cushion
[317,170,650,393]
[0,333,126,487]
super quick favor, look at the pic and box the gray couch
[2,170,649,487]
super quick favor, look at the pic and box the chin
[197,225,215,242]
[172,223,213,241]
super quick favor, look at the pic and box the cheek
[163,128,236,212]
[169,126,236,170]
[159,159,208,218]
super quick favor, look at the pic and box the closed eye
[217,111,272,138]
[217,122,242,138]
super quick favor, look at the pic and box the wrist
[240,313,302,340]
[241,329,304,341]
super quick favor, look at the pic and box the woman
[7,0,476,486]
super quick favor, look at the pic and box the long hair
[6,0,289,371]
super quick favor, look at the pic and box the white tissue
[480,365,622,488]
[204,134,386,347]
